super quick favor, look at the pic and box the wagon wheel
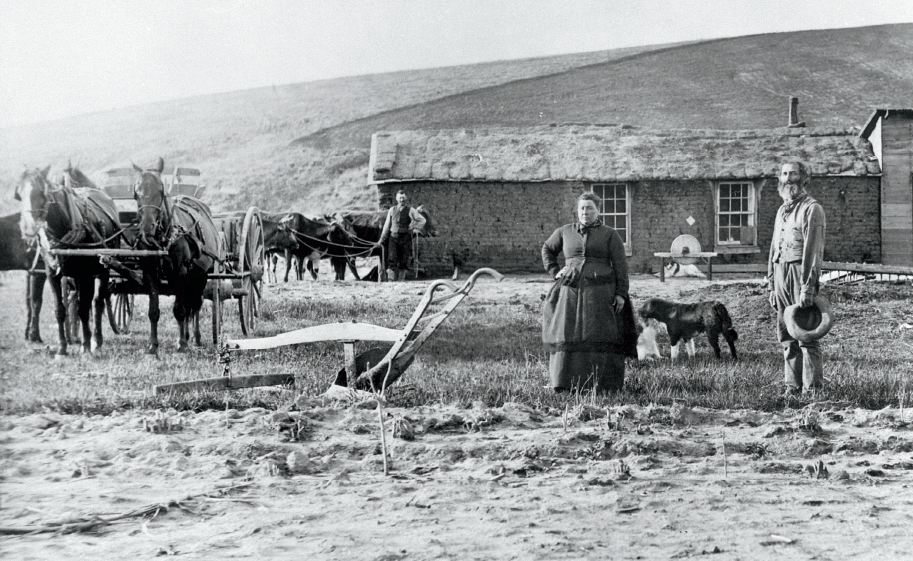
[113,293,134,334]
[237,207,265,335]
[211,232,226,344]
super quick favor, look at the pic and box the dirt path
[3,398,913,560]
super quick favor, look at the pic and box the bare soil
[3,274,913,560]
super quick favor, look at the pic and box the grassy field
[2,269,911,416]
[2,24,911,217]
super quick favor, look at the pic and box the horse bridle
[18,171,55,222]
[134,170,173,245]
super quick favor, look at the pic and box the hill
[2,23,912,217]
[0,44,668,216]
[291,24,913,200]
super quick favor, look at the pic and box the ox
[330,207,437,281]
[277,213,355,282]
[261,212,300,283]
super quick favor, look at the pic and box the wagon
[53,166,266,343]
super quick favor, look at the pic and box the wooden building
[860,109,913,266]
[367,125,882,275]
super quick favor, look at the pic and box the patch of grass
[1,274,911,416]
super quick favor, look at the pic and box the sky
[2,0,912,129]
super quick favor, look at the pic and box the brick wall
[378,175,881,276]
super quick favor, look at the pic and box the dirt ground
[3,272,913,560]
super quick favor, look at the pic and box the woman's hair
[576,191,601,208]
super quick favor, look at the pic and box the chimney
[788,97,806,128]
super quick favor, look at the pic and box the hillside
[0,44,668,216]
[291,24,913,202]
[2,23,912,217]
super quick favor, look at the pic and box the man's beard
[779,182,801,202]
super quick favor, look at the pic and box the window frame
[590,183,632,256]
[712,179,762,252]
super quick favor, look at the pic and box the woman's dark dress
[541,222,630,391]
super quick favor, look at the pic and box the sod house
[367,125,882,275]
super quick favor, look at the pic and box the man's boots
[397,269,408,282]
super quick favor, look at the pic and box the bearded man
[767,161,827,397]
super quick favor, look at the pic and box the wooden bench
[653,252,718,281]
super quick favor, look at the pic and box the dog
[636,322,663,361]
[659,262,706,279]
[638,298,738,360]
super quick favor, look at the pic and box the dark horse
[133,158,220,353]
[16,165,121,356]
[0,211,47,343]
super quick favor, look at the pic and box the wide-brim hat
[784,295,834,342]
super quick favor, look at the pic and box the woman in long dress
[541,192,631,392]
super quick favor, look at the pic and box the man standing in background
[379,190,426,282]
[768,161,827,397]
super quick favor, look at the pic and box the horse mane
[63,165,98,189]
[19,165,51,183]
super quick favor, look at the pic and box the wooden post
[342,341,357,387]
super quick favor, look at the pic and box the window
[716,181,757,246]
[591,183,629,246]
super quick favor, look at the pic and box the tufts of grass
[1,274,911,416]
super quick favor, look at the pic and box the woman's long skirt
[548,350,624,392]
[542,265,625,392]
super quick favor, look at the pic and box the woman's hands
[555,265,581,286]
[614,295,625,314]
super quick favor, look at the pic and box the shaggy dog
[638,298,738,360]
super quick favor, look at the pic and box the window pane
[721,184,730,198]
[720,215,729,227]
[720,199,730,212]
[593,184,628,245]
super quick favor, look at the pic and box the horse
[0,211,47,343]
[15,165,121,356]
[132,158,220,353]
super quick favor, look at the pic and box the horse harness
[25,171,122,248]
[134,172,220,262]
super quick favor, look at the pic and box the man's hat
[784,295,834,342]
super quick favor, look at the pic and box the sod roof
[369,125,880,184]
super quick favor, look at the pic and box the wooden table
[653,252,718,282]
